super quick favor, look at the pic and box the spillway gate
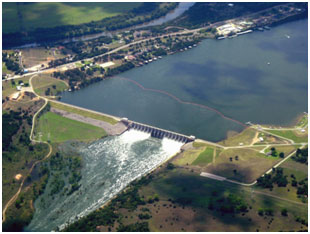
[121,118,195,143]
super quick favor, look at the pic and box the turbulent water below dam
[26,130,183,231]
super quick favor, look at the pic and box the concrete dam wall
[121,119,195,143]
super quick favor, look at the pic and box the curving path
[2,75,53,223]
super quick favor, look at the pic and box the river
[26,130,183,231]
[60,19,308,142]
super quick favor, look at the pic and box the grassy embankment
[265,129,308,143]
[34,111,107,143]
[3,2,142,34]
[31,74,68,97]
[49,101,118,125]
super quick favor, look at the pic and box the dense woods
[292,148,308,164]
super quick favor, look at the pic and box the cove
[60,19,308,142]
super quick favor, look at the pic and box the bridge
[121,118,195,143]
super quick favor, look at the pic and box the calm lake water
[61,19,308,142]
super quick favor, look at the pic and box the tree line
[3,3,178,48]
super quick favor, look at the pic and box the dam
[121,118,195,143]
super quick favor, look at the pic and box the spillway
[26,129,183,231]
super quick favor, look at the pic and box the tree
[167,163,175,170]
[271,147,277,157]
[281,208,288,216]
[264,208,273,216]
[279,152,284,158]
[235,155,239,160]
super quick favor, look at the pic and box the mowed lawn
[35,111,107,142]
[192,147,214,166]
[3,2,142,33]
[32,75,68,96]
[205,148,280,183]
[218,128,258,146]
[266,129,308,143]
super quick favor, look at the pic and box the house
[259,137,264,142]
[125,55,136,61]
[16,86,22,91]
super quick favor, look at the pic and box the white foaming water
[120,129,150,143]
[26,130,183,232]
[162,137,184,156]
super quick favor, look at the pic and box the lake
[60,19,308,142]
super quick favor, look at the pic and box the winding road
[2,75,53,223]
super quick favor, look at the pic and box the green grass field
[192,147,214,166]
[173,147,205,166]
[266,130,308,143]
[219,128,258,146]
[143,168,308,231]
[32,75,68,96]
[296,114,308,128]
[50,101,118,125]
[2,62,10,74]
[3,2,142,34]
[35,111,107,143]
[255,159,308,203]
[205,148,280,183]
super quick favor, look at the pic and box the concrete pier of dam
[121,118,196,143]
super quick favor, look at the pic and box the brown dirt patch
[15,174,22,181]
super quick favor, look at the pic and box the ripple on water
[26,130,183,231]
